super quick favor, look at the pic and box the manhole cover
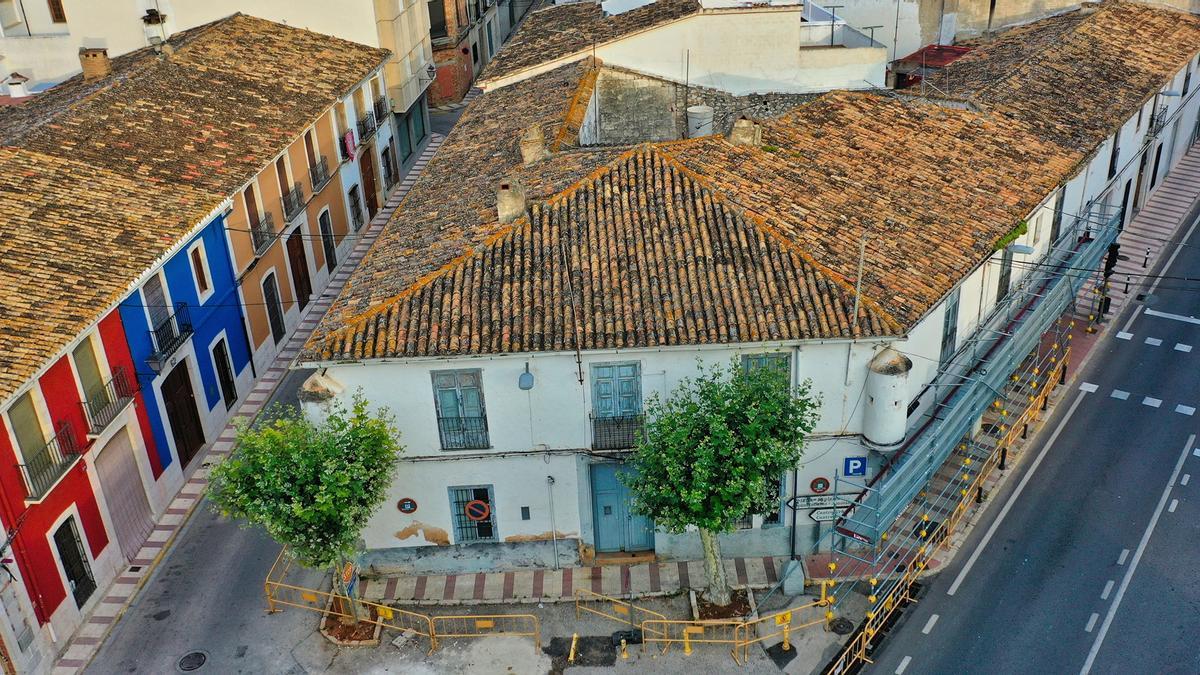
[830,617,855,635]
[177,651,207,672]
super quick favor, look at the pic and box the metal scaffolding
[813,205,1122,610]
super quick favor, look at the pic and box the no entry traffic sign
[465,499,491,522]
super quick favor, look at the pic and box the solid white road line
[1117,331,1134,340]
[1175,343,1193,353]
[1143,397,1162,408]
[1079,382,1099,393]
[1183,474,1191,486]
[1145,337,1163,346]
[947,392,1089,596]
[1127,210,1200,332]
[1176,405,1195,416]
[1169,499,1179,513]
[1144,309,1200,326]
[1101,580,1114,600]
[1122,306,1144,333]
[1111,390,1130,400]
[922,614,939,635]
[1085,613,1100,633]
[896,655,912,674]
[1080,433,1196,675]
[1117,549,1130,566]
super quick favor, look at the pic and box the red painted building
[0,310,161,673]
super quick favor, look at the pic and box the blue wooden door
[591,463,655,553]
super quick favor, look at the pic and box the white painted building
[298,3,1200,576]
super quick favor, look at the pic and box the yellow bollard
[569,633,579,664]
[684,629,692,656]
[782,624,791,652]
[621,638,629,660]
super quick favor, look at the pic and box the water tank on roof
[863,347,912,452]
[686,105,714,138]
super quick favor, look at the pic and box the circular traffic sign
[810,477,831,494]
[397,497,418,514]
[465,500,491,522]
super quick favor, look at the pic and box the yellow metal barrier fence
[430,613,541,651]
[574,589,668,638]
[264,549,540,654]
[642,618,747,664]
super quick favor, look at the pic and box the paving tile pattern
[49,135,445,675]
[361,556,786,606]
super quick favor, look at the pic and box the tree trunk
[699,528,731,606]
[333,558,361,625]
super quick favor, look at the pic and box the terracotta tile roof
[0,14,386,404]
[0,148,216,402]
[317,147,900,359]
[660,91,1083,327]
[304,1,1200,363]
[479,0,700,84]
[944,1,1200,149]
[314,61,622,329]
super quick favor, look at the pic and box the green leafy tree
[209,394,401,619]
[624,360,819,606]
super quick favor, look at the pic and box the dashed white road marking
[896,655,912,674]
[1193,448,1200,458]
[1085,613,1100,633]
[1143,397,1163,408]
[1145,337,1163,346]
[1169,499,1179,513]
[1101,580,1114,600]
[1080,382,1099,393]
[1176,405,1195,416]
[1118,549,1130,566]
[922,614,939,634]
[1111,390,1130,400]
[1116,331,1134,340]
[1182,474,1191,486]
[1176,343,1193,353]
[1145,308,1200,325]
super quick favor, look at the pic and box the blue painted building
[118,211,254,476]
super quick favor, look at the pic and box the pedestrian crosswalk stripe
[1176,405,1195,416]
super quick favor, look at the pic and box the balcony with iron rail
[1149,104,1171,137]
[147,304,194,372]
[356,112,377,142]
[373,95,390,123]
[437,416,489,450]
[82,366,137,436]
[338,131,354,162]
[251,212,276,256]
[281,182,306,222]
[309,156,332,193]
[591,414,644,451]
[18,423,81,501]
[349,198,365,231]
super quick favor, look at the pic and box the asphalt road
[869,211,1200,674]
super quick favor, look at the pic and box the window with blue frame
[590,362,642,450]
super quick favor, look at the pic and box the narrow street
[870,207,1200,674]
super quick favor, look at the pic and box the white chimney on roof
[5,72,29,99]
[497,177,528,224]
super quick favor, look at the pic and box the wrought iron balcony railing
[82,366,136,435]
[349,198,365,230]
[148,304,194,369]
[309,156,331,192]
[1149,104,1170,136]
[591,414,645,451]
[356,112,377,142]
[281,182,306,222]
[251,212,276,256]
[338,132,354,162]
[373,95,390,123]
[437,416,489,450]
[18,423,81,501]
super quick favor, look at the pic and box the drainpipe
[546,475,559,569]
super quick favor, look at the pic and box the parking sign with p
[844,456,867,477]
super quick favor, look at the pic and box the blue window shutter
[592,365,615,418]
[616,363,641,415]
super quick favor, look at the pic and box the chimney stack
[497,177,527,224]
[519,124,550,165]
[5,73,29,99]
[728,117,762,147]
[79,47,112,82]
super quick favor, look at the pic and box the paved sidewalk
[432,86,481,111]
[361,556,789,606]
[52,134,445,675]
